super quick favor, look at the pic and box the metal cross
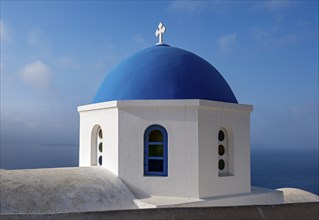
[155,22,166,44]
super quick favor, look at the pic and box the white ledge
[78,99,253,112]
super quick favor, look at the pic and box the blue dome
[93,45,238,104]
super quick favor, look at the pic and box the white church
[1,23,317,215]
[78,23,282,204]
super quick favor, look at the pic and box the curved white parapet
[0,167,138,214]
[277,188,319,203]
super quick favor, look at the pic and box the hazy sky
[1,1,318,169]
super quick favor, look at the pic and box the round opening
[98,156,103,166]
[218,145,225,156]
[218,130,225,141]
[219,159,225,170]
[99,142,103,152]
[98,129,103,139]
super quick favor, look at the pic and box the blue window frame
[144,125,168,176]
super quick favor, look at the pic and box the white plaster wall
[198,100,252,198]
[78,100,252,199]
[78,102,119,175]
[117,100,199,198]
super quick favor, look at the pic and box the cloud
[217,32,237,54]
[252,18,299,48]
[57,56,80,69]
[253,0,295,12]
[19,60,52,89]
[27,28,50,54]
[263,0,294,11]
[0,19,12,42]
[168,1,207,13]
[27,28,42,46]
[134,34,145,44]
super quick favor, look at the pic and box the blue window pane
[218,144,225,156]
[98,156,102,166]
[149,145,163,157]
[148,159,163,172]
[218,130,225,141]
[149,130,163,142]
[219,159,225,170]
[99,129,103,139]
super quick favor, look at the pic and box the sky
[0,1,318,169]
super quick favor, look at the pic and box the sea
[251,148,318,195]
[1,145,318,195]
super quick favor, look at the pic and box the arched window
[91,125,103,166]
[97,127,103,166]
[144,125,168,176]
[218,128,229,176]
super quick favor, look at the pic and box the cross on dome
[155,22,166,45]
